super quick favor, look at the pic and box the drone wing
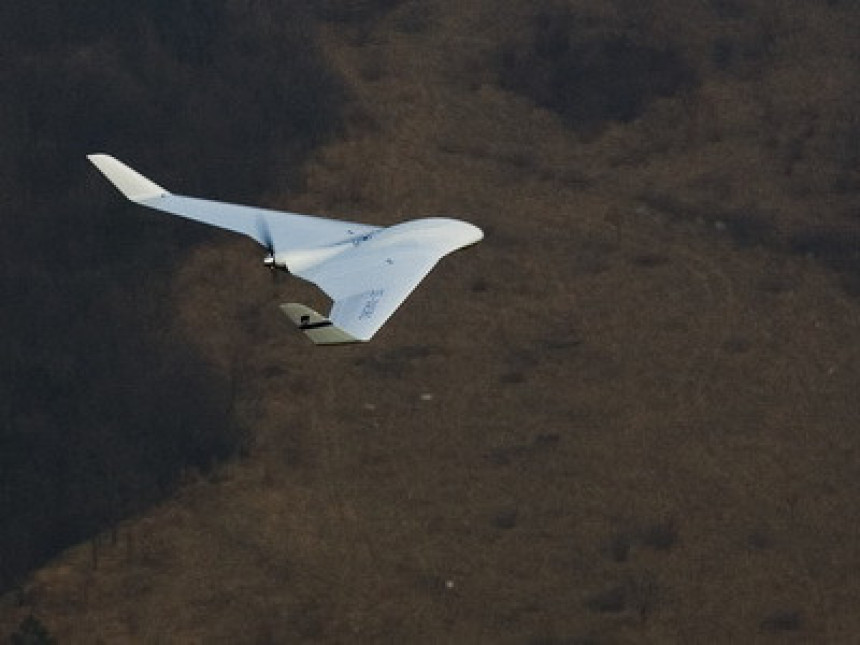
[88,154,482,344]
[87,154,380,252]
[280,222,474,343]
[279,251,437,345]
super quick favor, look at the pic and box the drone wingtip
[87,154,169,202]
[280,303,364,345]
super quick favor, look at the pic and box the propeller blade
[256,215,275,256]
[256,215,282,282]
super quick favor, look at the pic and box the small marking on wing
[358,289,384,320]
[352,232,375,247]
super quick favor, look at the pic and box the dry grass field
[3,0,860,642]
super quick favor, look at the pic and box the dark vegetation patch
[708,29,774,76]
[584,574,658,619]
[286,599,326,640]
[486,444,529,466]
[498,7,697,134]
[722,336,752,354]
[354,345,441,377]
[717,213,780,249]
[414,572,450,594]
[790,228,860,295]
[505,348,540,370]
[529,637,599,645]
[314,0,406,24]
[746,530,774,551]
[533,433,561,448]
[640,192,860,297]
[393,4,432,34]
[708,0,746,20]
[7,614,56,645]
[534,322,583,353]
[485,433,562,466]
[756,274,797,295]
[0,0,343,593]
[639,192,781,250]
[471,278,490,293]
[585,586,627,614]
[631,252,670,268]
[600,518,679,562]
[499,346,543,384]
[540,336,583,351]
[572,237,617,276]
[760,609,803,632]
[492,508,519,530]
[601,533,632,563]
[638,519,679,551]
[499,371,527,385]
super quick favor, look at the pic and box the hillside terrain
[3,0,860,642]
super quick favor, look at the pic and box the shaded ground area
[0,0,340,597]
[3,0,860,642]
[499,7,697,133]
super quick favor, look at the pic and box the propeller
[256,216,281,280]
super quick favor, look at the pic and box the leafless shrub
[746,530,774,551]
[485,445,529,466]
[499,371,526,384]
[533,433,560,448]
[493,508,519,530]
[631,252,670,268]
[529,637,598,645]
[722,336,752,354]
[600,518,678,562]
[314,0,405,24]
[471,278,490,293]
[585,585,627,613]
[585,574,659,619]
[394,4,431,34]
[638,518,678,551]
[600,532,632,563]
[760,609,802,632]
[355,344,440,377]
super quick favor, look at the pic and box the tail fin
[280,303,361,345]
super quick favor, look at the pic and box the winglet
[280,303,362,345]
[87,154,169,202]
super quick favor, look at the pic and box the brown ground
[3,0,860,642]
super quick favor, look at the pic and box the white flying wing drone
[88,155,483,344]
